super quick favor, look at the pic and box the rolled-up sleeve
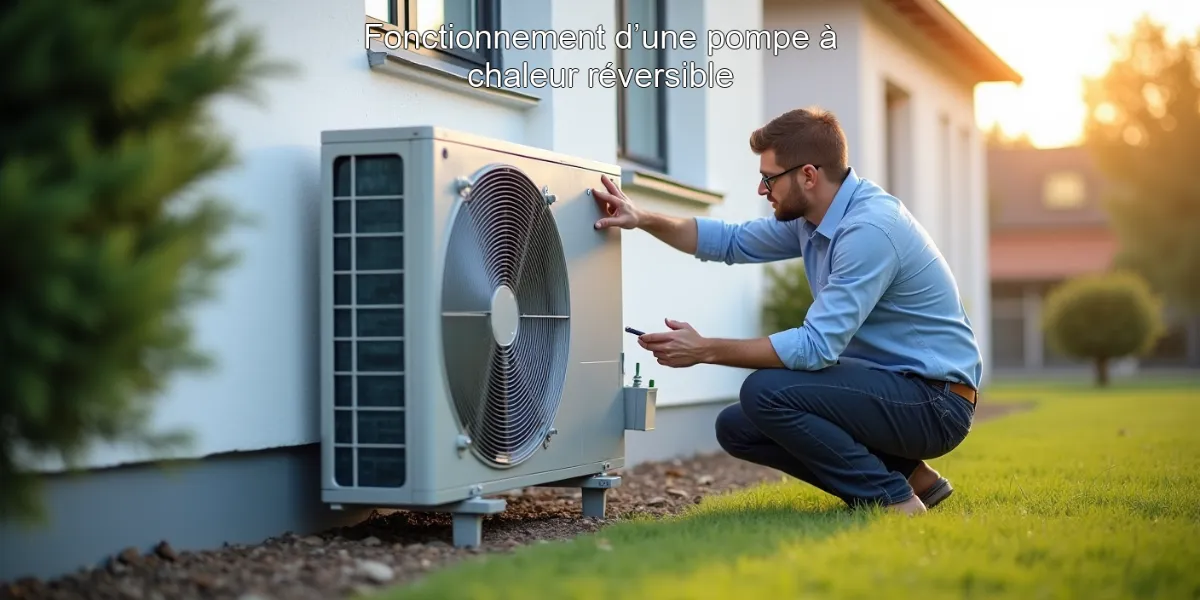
[767,222,900,370]
[693,216,804,264]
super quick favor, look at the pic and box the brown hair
[749,107,849,179]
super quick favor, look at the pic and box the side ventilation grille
[331,154,408,488]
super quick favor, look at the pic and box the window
[616,0,667,172]
[1042,171,1086,210]
[366,0,501,70]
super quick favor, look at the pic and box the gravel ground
[1,402,1026,600]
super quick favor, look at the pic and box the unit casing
[319,127,629,519]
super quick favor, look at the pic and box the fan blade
[442,205,496,313]
[471,167,542,289]
[442,314,494,435]
[509,315,565,439]
[515,210,570,317]
[479,345,518,463]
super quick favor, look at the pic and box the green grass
[371,382,1200,600]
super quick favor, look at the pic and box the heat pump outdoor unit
[318,126,658,547]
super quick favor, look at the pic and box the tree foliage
[0,0,282,522]
[1041,271,1164,386]
[762,260,815,335]
[1082,16,1200,313]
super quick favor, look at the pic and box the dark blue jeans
[715,364,975,507]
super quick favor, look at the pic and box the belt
[924,378,977,405]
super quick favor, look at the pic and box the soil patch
[0,401,1032,600]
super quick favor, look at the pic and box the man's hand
[638,318,711,368]
[592,175,641,230]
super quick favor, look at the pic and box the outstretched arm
[666,222,900,371]
[591,175,803,262]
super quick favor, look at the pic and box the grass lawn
[371,382,1200,599]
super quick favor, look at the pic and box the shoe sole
[919,477,953,508]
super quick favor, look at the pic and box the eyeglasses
[762,164,820,192]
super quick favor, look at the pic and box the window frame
[368,0,502,71]
[615,0,669,173]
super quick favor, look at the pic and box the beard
[770,188,809,222]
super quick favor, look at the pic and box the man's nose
[757,181,769,196]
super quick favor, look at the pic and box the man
[590,107,981,515]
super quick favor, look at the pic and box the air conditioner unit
[318,126,658,547]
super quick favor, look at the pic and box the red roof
[990,226,1118,282]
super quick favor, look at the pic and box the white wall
[619,0,766,407]
[29,0,763,471]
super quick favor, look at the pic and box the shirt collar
[814,167,860,240]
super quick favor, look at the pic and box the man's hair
[749,107,849,179]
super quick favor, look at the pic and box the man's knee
[714,403,755,454]
[738,368,793,419]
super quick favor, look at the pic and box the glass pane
[355,155,404,196]
[366,0,391,22]
[417,0,476,31]
[622,0,662,163]
[356,199,403,234]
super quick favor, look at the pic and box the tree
[1041,271,1165,387]
[0,0,284,521]
[1082,16,1200,314]
[762,260,815,335]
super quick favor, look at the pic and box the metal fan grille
[441,164,570,468]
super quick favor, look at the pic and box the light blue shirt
[693,167,983,389]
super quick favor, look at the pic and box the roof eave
[879,0,1023,84]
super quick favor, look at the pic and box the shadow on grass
[375,484,881,599]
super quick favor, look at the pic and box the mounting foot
[533,473,622,518]
[397,496,506,548]
[449,497,506,548]
[580,474,621,518]
[452,513,484,548]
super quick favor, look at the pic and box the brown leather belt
[924,378,977,405]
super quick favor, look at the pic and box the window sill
[365,41,541,111]
[620,167,724,207]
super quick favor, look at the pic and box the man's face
[758,149,810,222]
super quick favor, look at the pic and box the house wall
[17,0,760,476]
[762,0,992,385]
[0,0,765,582]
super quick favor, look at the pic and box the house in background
[0,0,1015,582]
[987,144,1200,374]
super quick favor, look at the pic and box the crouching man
[590,107,982,515]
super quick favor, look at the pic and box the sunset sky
[939,0,1200,149]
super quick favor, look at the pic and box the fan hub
[489,284,520,347]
